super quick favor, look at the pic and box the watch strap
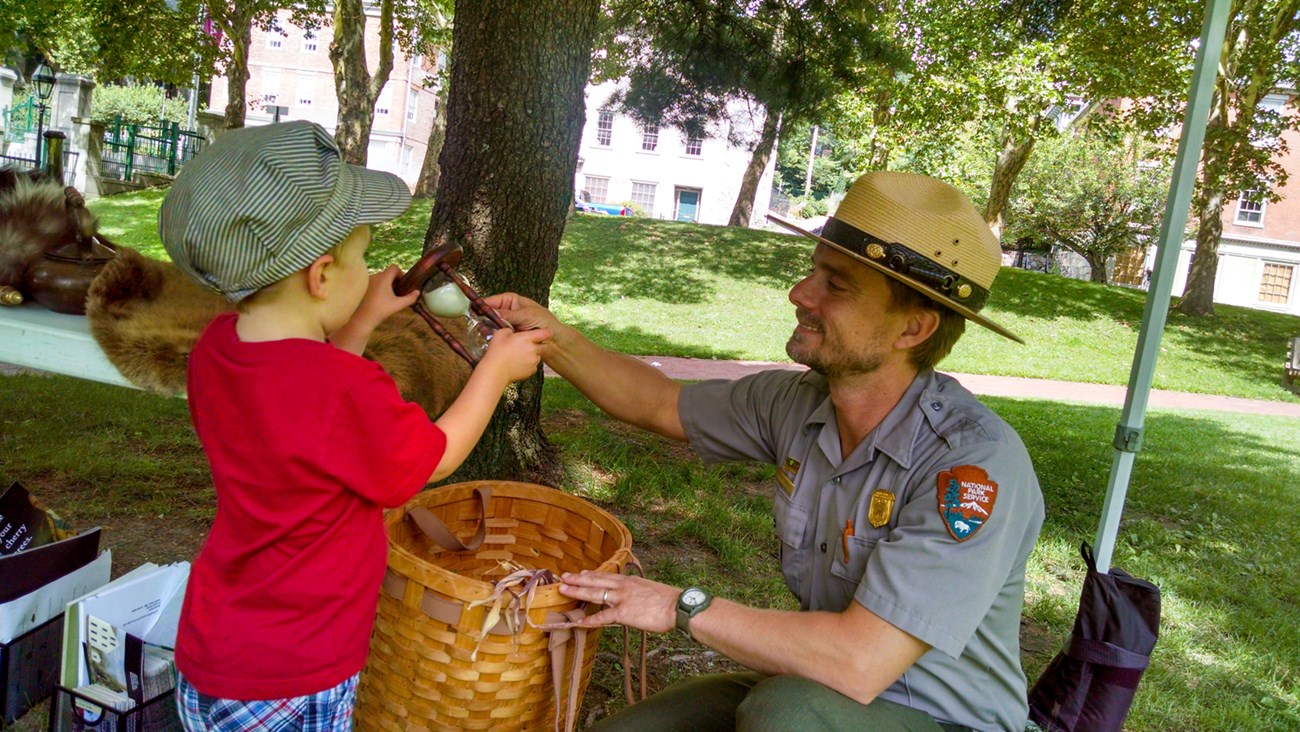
[675,587,712,640]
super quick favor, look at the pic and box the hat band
[821,217,989,311]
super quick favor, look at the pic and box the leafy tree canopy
[774,121,858,200]
[596,0,904,138]
[1,0,222,86]
[90,82,188,125]
[823,0,1201,175]
[1008,128,1172,282]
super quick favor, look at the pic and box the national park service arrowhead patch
[937,465,998,542]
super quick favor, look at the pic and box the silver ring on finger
[601,588,610,605]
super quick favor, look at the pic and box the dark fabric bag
[1028,542,1161,732]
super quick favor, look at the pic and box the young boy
[158,121,549,730]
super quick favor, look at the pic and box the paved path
[612,356,1300,419]
[9,357,1300,418]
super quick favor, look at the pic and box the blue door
[676,189,700,222]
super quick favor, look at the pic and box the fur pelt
[85,247,472,418]
[0,172,94,289]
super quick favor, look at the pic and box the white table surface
[0,302,139,390]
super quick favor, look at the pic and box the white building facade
[573,82,776,227]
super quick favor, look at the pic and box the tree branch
[370,0,395,101]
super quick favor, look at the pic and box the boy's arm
[331,266,418,356]
[484,293,685,440]
[427,327,551,482]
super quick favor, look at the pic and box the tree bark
[984,127,1036,239]
[1085,253,1109,284]
[414,78,449,197]
[1175,95,1230,317]
[220,11,253,129]
[330,0,395,165]
[426,0,599,485]
[1177,188,1225,316]
[728,108,780,227]
[865,87,893,170]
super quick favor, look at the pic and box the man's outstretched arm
[558,571,929,705]
[484,293,685,441]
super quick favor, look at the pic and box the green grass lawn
[2,376,1297,730]
[89,191,1300,402]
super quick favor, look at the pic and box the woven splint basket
[356,480,636,732]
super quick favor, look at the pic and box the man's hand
[558,570,679,633]
[483,292,563,334]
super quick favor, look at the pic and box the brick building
[207,8,439,187]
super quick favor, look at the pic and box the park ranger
[487,171,1045,732]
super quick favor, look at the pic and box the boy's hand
[478,327,552,383]
[483,292,562,334]
[352,265,420,328]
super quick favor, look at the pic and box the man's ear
[895,306,940,351]
[305,254,335,300]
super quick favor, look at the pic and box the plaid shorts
[175,672,359,732]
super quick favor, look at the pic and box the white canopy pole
[1093,0,1232,574]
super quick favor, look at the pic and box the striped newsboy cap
[159,121,411,302]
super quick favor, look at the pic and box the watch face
[682,588,707,608]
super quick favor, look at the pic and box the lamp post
[31,63,55,168]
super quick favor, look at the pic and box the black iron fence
[0,149,80,187]
[101,117,204,181]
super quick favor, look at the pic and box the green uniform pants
[585,672,973,732]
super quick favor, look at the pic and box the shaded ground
[6,403,1063,732]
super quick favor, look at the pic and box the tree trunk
[222,16,252,129]
[330,0,394,165]
[426,0,599,486]
[865,87,893,170]
[414,78,449,197]
[1175,102,1230,317]
[1176,188,1226,316]
[1086,253,1109,284]
[728,108,781,227]
[984,128,1036,239]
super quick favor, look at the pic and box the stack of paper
[60,561,189,711]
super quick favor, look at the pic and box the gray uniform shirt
[680,368,1045,732]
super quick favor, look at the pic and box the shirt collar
[801,369,937,471]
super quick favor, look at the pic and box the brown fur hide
[85,247,472,418]
[0,173,93,289]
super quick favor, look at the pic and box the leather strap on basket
[406,486,492,551]
[621,553,648,704]
[542,552,647,732]
[545,607,588,732]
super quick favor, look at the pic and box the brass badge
[866,243,886,260]
[956,283,972,299]
[867,489,895,528]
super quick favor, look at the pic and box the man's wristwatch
[675,587,713,641]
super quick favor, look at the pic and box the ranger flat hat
[768,171,1021,343]
[159,120,411,303]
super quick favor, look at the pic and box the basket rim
[385,480,634,606]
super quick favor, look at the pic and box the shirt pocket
[829,535,880,610]
[772,486,812,601]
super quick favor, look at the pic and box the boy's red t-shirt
[175,313,446,700]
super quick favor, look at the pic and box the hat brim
[767,213,1023,344]
[341,163,412,226]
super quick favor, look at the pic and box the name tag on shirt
[776,457,800,496]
